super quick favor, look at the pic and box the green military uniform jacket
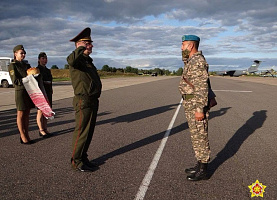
[67,46,102,98]
[179,51,209,113]
[9,60,30,90]
[9,60,34,110]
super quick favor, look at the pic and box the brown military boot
[186,162,208,181]
[185,161,200,175]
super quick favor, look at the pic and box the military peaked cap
[70,27,93,42]
[38,52,47,59]
[13,45,26,54]
[182,35,200,42]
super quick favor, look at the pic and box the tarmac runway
[0,76,276,199]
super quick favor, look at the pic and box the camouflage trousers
[183,99,210,163]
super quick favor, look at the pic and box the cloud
[0,0,276,70]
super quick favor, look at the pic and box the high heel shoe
[45,130,52,137]
[39,130,49,138]
[20,137,33,145]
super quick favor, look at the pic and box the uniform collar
[184,51,202,64]
[191,51,202,59]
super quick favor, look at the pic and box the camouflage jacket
[179,51,209,113]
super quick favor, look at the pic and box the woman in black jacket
[36,52,53,137]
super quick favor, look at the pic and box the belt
[182,94,194,100]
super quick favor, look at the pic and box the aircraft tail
[248,60,261,73]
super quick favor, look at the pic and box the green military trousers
[71,95,99,168]
[183,98,210,163]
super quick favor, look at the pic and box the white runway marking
[134,99,183,200]
[214,89,252,93]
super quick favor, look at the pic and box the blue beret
[182,35,200,42]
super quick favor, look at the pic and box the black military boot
[185,161,200,175]
[186,162,208,181]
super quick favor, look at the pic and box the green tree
[125,66,138,74]
[125,66,132,73]
[133,68,139,74]
[111,67,117,73]
[117,68,124,73]
[164,69,171,75]
[176,67,183,76]
[51,65,59,69]
[64,64,69,69]
[154,68,163,75]
[102,65,111,72]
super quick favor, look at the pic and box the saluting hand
[76,41,87,48]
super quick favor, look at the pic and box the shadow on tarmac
[96,103,180,125]
[3,100,261,180]
[208,110,267,178]
[93,106,232,166]
[93,122,187,165]
[0,105,75,138]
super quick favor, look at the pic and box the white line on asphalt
[134,98,183,200]
[213,89,252,93]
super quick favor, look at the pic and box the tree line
[52,64,184,76]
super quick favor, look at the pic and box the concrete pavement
[0,76,176,111]
[0,76,276,199]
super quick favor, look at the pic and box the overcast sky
[0,0,276,71]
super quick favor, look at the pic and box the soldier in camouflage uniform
[178,35,211,181]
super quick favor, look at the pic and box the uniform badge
[10,70,14,75]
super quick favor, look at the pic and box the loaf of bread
[27,67,40,75]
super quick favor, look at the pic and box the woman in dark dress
[36,52,53,137]
[9,45,34,144]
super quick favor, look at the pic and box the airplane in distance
[215,60,262,77]
[259,68,277,77]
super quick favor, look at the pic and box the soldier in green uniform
[67,27,102,172]
[9,45,35,144]
[178,35,211,181]
[36,52,53,137]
